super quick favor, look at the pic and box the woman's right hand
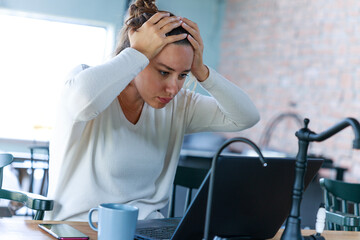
[128,12,187,60]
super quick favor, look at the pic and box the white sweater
[46,47,260,221]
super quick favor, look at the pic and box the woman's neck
[118,83,144,125]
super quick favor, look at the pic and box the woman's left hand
[181,18,209,82]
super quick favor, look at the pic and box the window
[0,12,112,141]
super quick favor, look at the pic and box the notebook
[135,156,323,240]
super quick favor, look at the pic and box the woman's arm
[185,67,260,133]
[62,48,149,122]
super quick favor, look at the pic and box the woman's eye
[179,74,189,80]
[159,71,169,76]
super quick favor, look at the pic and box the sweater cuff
[199,67,217,90]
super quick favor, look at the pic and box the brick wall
[218,0,360,182]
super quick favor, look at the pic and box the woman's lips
[158,97,173,104]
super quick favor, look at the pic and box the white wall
[0,0,126,24]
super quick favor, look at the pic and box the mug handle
[88,208,98,231]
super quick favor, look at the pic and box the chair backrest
[0,153,14,188]
[168,165,209,218]
[320,178,360,231]
[0,153,53,220]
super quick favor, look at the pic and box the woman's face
[134,43,194,109]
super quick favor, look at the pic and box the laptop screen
[172,156,323,240]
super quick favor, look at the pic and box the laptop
[135,156,323,240]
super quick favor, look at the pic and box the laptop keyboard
[135,218,181,240]
[136,225,177,240]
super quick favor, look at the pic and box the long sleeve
[62,48,149,122]
[185,67,260,133]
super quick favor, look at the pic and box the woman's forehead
[152,44,193,72]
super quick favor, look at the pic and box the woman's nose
[165,77,178,96]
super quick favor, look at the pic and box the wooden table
[1,219,360,239]
[271,228,360,240]
[0,220,96,239]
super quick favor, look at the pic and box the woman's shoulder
[66,64,90,79]
[63,64,91,85]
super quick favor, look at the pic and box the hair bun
[135,0,157,10]
[129,0,158,19]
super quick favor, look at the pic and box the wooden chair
[0,153,53,220]
[319,178,360,231]
[167,165,209,218]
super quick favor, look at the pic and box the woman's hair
[114,0,190,56]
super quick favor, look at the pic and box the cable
[315,203,326,235]
[303,203,326,240]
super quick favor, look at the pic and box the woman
[46,0,260,221]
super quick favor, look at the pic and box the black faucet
[297,118,360,148]
[281,117,360,240]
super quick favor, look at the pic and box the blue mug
[88,203,139,240]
